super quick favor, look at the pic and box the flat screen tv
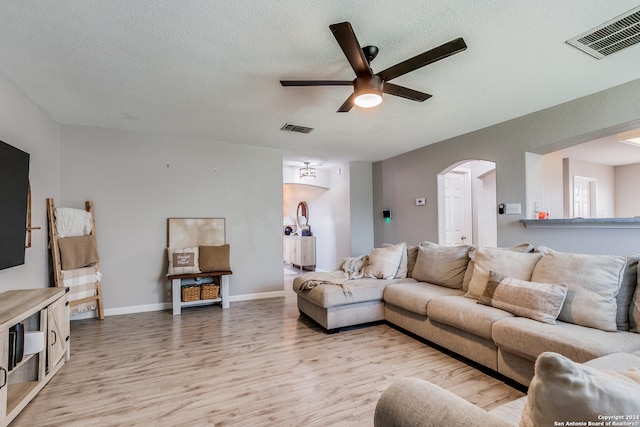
[0,140,30,270]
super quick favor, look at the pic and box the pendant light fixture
[299,162,316,180]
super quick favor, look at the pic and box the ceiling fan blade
[329,22,373,78]
[337,93,355,113]
[383,82,432,102]
[377,37,467,82]
[280,80,353,86]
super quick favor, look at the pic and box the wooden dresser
[284,235,316,271]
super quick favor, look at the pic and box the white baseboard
[70,291,285,320]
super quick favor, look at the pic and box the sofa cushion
[618,255,640,330]
[492,317,640,364]
[393,243,408,278]
[406,245,418,278]
[632,262,640,333]
[295,277,406,309]
[427,296,514,339]
[384,282,464,316]
[462,244,535,292]
[465,248,542,299]
[410,242,471,289]
[520,352,640,427]
[363,243,405,279]
[530,251,626,332]
[478,271,567,324]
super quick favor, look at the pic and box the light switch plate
[505,203,522,215]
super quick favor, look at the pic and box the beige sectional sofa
[293,242,640,386]
[374,350,640,427]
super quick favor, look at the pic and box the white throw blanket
[294,255,369,294]
[55,207,93,238]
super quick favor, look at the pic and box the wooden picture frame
[167,218,226,248]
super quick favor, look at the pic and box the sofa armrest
[374,378,515,427]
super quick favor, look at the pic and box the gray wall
[60,126,284,314]
[374,79,640,255]
[0,72,60,292]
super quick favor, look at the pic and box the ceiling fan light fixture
[354,75,384,108]
[299,162,316,180]
[354,93,382,108]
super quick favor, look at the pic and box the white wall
[616,163,640,217]
[60,126,284,314]
[348,161,374,257]
[0,73,60,292]
[374,78,640,255]
[563,158,615,218]
[282,162,354,271]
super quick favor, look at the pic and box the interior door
[444,170,472,246]
[573,176,596,218]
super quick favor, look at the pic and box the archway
[437,160,497,247]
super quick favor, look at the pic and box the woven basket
[181,285,201,302]
[201,284,220,300]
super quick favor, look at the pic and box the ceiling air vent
[281,123,313,134]
[567,6,640,59]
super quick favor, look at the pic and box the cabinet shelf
[0,288,69,427]
[7,381,38,415]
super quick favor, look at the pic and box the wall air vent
[567,6,640,59]
[280,123,314,134]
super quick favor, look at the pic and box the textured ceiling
[1,1,640,168]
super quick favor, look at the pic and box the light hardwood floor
[12,272,524,426]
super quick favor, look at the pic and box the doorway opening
[437,160,497,247]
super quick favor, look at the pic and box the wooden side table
[168,271,232,315]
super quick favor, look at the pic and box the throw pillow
[58,235,99,270]
[465,247,542,299]
[363,242,405,279]
[167,247,201,276]
[198,244,231,272]
[411,242,471,289]
[530,251,626,332]
[478,271,568,324]
[520,352,640,427]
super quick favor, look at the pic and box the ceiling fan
[280,22,467,112]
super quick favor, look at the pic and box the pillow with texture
[363,242,405,279]
[478,271,567,324]
[520,352,640,427]
[199,244,231,272]
[167,247,201,276]
[465,247,542,299]
[58,235,99,270]
[530,251,626,332]
[411,242,471,289]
